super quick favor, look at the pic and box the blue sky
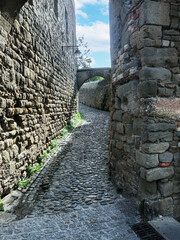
[74,0,110,68]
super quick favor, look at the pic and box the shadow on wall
[79,78,110,111]
[0,0,78,197]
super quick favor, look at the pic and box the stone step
[149,217,180,240]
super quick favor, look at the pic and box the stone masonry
[0,0,77,197]
[79,79,110,111]
[109,0,180,218]
[1,0,180,220]
[0,104,140,240]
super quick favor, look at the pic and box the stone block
[142,143,169,154]
[162,40,170,47]
[146,123,175,132]
[174,205,180,219]
[125,124,133,136]
[138,80,157,98]
[158,88,174,97]
[139,1,170,27]
[0,141,5,151]
[173,181,180,194]
[11,145,19,157]
[6,108,15,117]
[13,20,21,34]
[144,197,173,218]
[176,87,180,97]
[130,25,162,49]
[0,97,6,108]
[2,151,10,163]
[140,166,174,182]
[174,153,180,167]
[148,132,173,143]
[116,123,124,134]
[10,162,16,174]
[158,181,173,197]
[0,15,11,33]
[159,152,173,163]
[116,141,123,150]
[113,110,122,122]
[136,151,159,168]
[139,67,171,82]
[122,112,132,124]
[117,80,139,114]
[149,217,180,239]
[141,47,178,67]
[140,178,157,194]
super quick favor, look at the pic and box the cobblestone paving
[0,104,140,239]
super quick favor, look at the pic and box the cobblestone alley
[0,104,140,240]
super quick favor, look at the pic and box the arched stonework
[77,68,111,90]
[0,0,28,22]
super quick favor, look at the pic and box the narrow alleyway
[0,104,140,240]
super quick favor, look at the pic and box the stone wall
[79,79,110,111]
[0,0,77,197]
[110,0,180,218]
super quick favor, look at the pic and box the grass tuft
[0,198,4,211]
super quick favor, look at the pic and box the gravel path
[0,104,140,240]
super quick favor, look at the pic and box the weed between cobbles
[16,113,85,190]
[0,198,4,211]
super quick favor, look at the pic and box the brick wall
[0,0,77,197]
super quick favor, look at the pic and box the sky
[74,0,111,68]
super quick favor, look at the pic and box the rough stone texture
[158,181,174,197]
[0,104,140,240]
[110,0,180,218]
[141,47,178,67]
[117,80,139,114]
[79,79,110,111]
[145,197,173,219]
[136,151,159,169]
[139,1,170,27]
[142,143,170,154]
[149,217,180,240]
[0,0,77,197]
[139,67,172,81]
[0,205,139,240]
[159,152,174,163]
[140,167,174,182]
[77,68,111,90]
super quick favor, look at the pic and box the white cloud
[90,57,96,67]
[74,0,108,18]
[77,21,110,53]
[75,0,97,8]
[76,10,88,19]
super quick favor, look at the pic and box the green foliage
[18,178,31,189]
[47,146,51,153]
[60,127,69,138]
[51,138,58,148]
[77,36,92,69]
[60,112,84,138]
[0,198,4,211]
[28,162,44,176]
[87,76,103,83]
[16,112,85,190]
[38,151,48,163]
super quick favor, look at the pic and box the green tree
[87,76,103,82]
[77,36,92,69]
